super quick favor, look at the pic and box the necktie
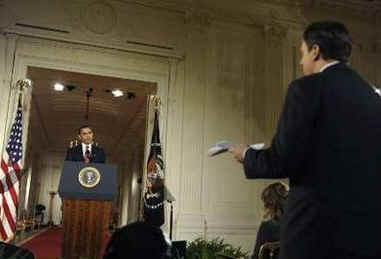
[84,145,90,163]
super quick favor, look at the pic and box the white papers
[207,141,232,156]
[373,86,381,97]
[207,141,265,157]
[250,143,265,150]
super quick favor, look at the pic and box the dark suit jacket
[252,219,280,259]
[65,144,106,163]
[244,63,381,258]
[0,242,34,259]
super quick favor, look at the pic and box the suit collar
[321,62,347,73]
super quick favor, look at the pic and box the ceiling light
[112,89,124,97]
[127,92,136,100]
[66,85,76,91]
[54,82,64,91]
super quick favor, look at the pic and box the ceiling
[308,0,381,12]
[128,0,381,15]
[28,67,157,162]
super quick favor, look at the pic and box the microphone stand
[164,186,175,240]
[168,200,173,240]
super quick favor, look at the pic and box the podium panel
[58,162,117,259]
[62,199,111,259]
[59,161,117,200]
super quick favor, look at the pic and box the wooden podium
[58,162,117,259]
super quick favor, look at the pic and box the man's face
[78,127,94,144]
[299,40,318,76]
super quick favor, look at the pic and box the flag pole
[15,79,32,168]
[152,96,161,111]
[15,78,32,109]
[169,201,173,240]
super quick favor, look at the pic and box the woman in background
[252,182,288,259]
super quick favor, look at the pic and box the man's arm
[65,148,73,161]
[242,76,322,179]
[99,148,106,163]
[93,147,106,163]
[65,141,75,161]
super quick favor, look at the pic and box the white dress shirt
[82,143,92,157]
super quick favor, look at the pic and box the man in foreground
[229,21,381,259]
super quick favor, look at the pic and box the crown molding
[120,0,306,29]
[264,22,289,47]
[302,0,381,23]
[121,0,381,27]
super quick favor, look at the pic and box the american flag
[0,98,23,241]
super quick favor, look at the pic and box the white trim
[319,60,340,72]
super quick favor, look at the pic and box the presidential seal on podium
[78,166,101,188]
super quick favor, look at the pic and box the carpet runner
[20,227,109,259]
[21,227,61,259]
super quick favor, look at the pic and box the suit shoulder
[287,74,323,97]
[67,144,79,152]
[289,73,322,89]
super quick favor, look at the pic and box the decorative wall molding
[302,0,381,23]
[264,22,289,47]
[120,0,306,29]
[185,9,212,27]
[2,0,184,58]
[0,3,17,29]
[185,9,212,33]
[5,33,174,226]
[81,1,117,35]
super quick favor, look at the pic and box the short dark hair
[78,125,93,134]
[261,182,288,221]
[103,221,169,259]
[303,21,352,62]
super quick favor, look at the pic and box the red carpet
[21,227,109,259]
[22,227,62,259]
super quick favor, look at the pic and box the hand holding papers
[208,141,265,157]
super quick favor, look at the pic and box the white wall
[34,152,64,225]
[0,0,380,253]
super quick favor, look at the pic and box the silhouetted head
[103,221,169,259]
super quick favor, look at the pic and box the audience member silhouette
[252,182,288,259]
[103,221,170,259]
[0,241,35,259]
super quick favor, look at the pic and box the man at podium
[65,125,106,163]
[60,125,114,258]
